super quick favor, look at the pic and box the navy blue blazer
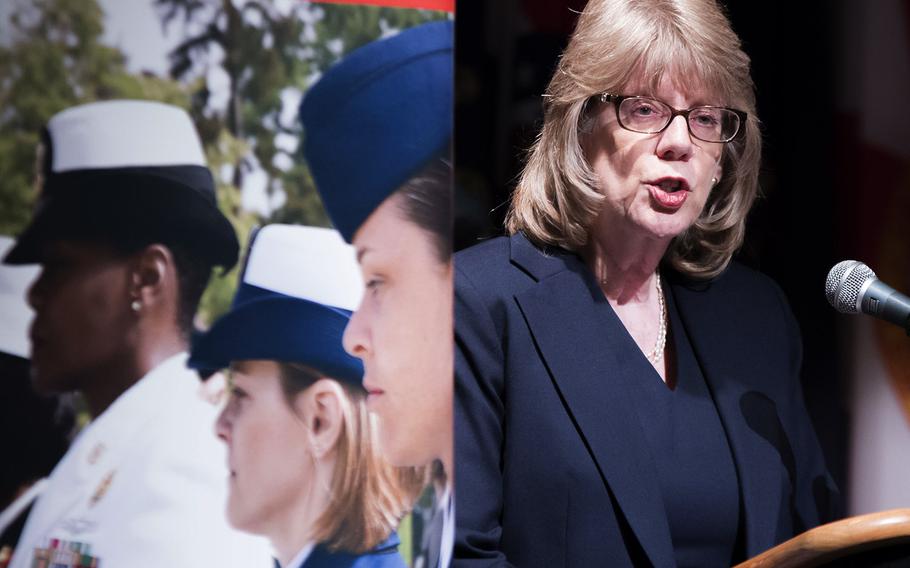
[295,533,406,568]
[453,233,839,567]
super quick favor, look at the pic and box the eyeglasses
[599,93,747,143]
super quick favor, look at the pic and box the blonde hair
[506,0,761,279]
[279,363,425,554]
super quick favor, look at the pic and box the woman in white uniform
[3,101,273,567]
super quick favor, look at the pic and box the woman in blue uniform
[190,224,422,568]
[453,0,840,566]
[300,21,455,568]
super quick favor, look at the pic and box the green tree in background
[156,0,447,228]
[198,129,260,325]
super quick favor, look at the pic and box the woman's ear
[296,378,346,459]
[128,244,175,311]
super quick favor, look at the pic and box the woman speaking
[453,0,838,566]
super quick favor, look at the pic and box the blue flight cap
[300,19,453,242]
[189,225,365,385]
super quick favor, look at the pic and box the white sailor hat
[4,100,239,268]
[189,225,365,384]
[0,236,39,359]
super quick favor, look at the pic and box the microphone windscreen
[825,260,877,314]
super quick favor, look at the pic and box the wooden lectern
[736,509,910,567]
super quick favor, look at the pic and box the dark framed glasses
[599,93,747,143]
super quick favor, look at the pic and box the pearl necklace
[646,273,667,365]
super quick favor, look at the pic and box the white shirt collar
[284,542,315,568]
[439,484,454,568]
[67,352,193,478]
[87,352,191,430]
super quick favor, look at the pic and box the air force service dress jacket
[10,353,273,568]
[452,233,838,567]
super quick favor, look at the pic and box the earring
[130,300,142,312]
[711,177,719,186]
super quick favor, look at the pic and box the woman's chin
[380,427,433,468]
[226,499,262,535]
[636,216,693,242]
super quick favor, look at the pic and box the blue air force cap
[188,224,365,385]
[3,100,239,269]
[300,20,453,242]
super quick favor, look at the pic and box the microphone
[825,260,910,334]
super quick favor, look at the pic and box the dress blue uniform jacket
[453,233,839,567]
[294,533,406,568]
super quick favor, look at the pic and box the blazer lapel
[510,236,676,568]
[670,278,785,557]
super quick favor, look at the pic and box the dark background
[453,0,849,494]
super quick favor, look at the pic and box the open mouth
[647,178,691,209]
[653,178,690,193]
